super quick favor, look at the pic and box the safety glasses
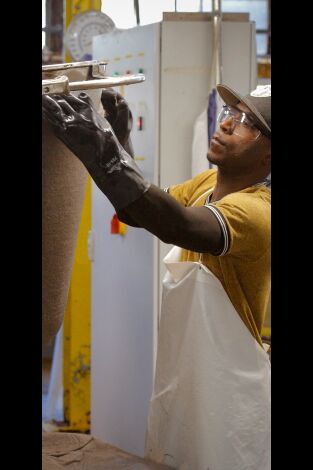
[217,105,261,140]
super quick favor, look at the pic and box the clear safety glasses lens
[217,106,261,140]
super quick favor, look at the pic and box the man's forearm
[117,185,223,254]
[116,208,140,227]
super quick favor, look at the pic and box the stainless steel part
[42,60,108,80]
[42,76,70,95]
[42,73,145,95]
[211,0,223,86]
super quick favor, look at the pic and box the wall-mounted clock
[65,10,115,61]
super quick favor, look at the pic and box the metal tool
[42,60,145,95]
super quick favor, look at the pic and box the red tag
[110,214,119,234]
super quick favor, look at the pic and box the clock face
[65,10,115,61]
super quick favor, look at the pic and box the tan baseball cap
[216,84,271,139]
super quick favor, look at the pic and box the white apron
[145,239,271,469]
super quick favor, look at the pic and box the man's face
[207,102,270,174]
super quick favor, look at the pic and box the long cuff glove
[42,92,150,210]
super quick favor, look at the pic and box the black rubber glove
[100,88,134,158]
[42,92,150,210]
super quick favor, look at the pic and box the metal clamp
[42,76,70,95]
[42,73,145,95]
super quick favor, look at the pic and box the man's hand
[42,92,150,210]
[42,92,121,171]
[100,88,134,157]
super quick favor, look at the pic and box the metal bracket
[91,62,107,78]
[42,76,70,95]
[42,73,145,95]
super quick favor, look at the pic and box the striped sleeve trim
[203,203,230,256]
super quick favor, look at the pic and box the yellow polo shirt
[168,169,271,346]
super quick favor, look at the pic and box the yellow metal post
[62,0,102,433]
[63,179,92,432]
[65,0,102,31]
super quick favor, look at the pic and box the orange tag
[110,214,127,235]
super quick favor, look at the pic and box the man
[42,83,271,470]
